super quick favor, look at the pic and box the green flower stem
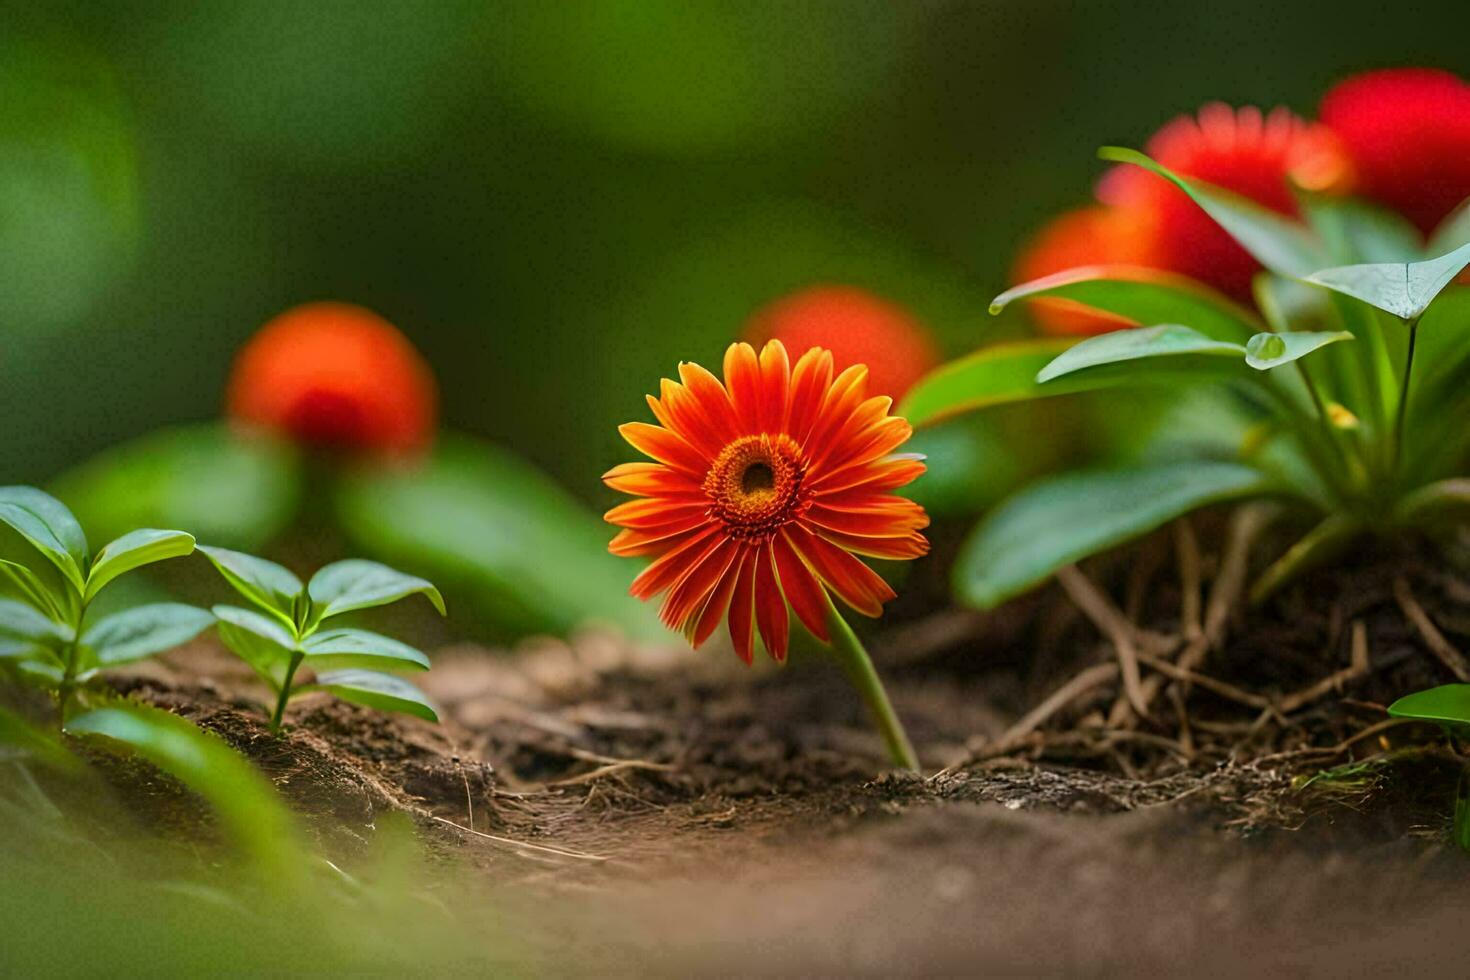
[56,598,91,723]
[822,596,918,771]
[1392,316,1421,476]
[269,653,304,734]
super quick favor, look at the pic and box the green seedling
[0,486,210,717]
[199,546,444,731]
[1388,685,1470,852]
[903,148,1470,609]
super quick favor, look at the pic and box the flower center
[703,434,807,539]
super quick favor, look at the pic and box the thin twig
[1394,576,1470,681]
[1134,651,1271,709]
[1057,565,1148,719]
[429,816,608,862]
[998,662,1120,746]
[1174,518,1203,643]
[542,759,676,788]
[1276,620,1371,714]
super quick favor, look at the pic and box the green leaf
[1304,197,1423,264]
[306,560,445,625]
[0,704,82,774]
[990,266,1259,342]
[84,528,196,604]
[1248,513,1361,604]
[1243,331,1354,370]
[300,628,429,672]
[212,604,296,689]
[304,669,438,723]
[0,598,70,658]
[1393,478,1470,527]
[1305,241,1470,321]
[899,338,1078,427]
[198,546,302,626]
[81,603,214,668]
[1036,324,1246,384]
[955,461,1273,608]
[336,436,662,641]
[1427,200,1470,258]
[1388,684,1470,728]
[50,423,300,552]
[65,703,304,873]
[0,486,89,592]
[0,559,71,623]
[1099,146,1327,278]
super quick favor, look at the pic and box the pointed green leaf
[991,266,1260,342]
[1243,330,1354,370]
[955,461,1273,608]
[1388,684,1470,729]
[1393,478,1470,527]
[898,338,1079,427]
[82,603,214,667]
[0,704,82,774]
[304,669,438,722]
[198,546,302,625]
[212,604,296,689]
[1305,242,1470,321]
[300,628,429,672]
[0,598,70,657]
[1100,146,1327,277]
[1248,513,1361,604]
[0,562,71,630]
[1036,324,1246,384]
[306,560,445,624]
[84,528,196,603]
[0,486,88,592]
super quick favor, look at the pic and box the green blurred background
[6,0,1469,499]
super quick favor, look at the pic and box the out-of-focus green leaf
[955,461,1273,608]
[81,603,213,668]
[306,560,444,625]
[51,424,300,552]
[0,559,69,623]
[899,339,1078,427]
[1099,147,1327,277]
[1305,242,1470,321]
[1305,197,1423,264]
[304,669,437,723]
[84,529,195,603]
[990,266,1259,342]
[212,605,294,689]
[1388,684,1470,729]
[0,704,80,773]
[1243,331,1354,370]
[0,486,88,592]
[1036,324,1246,384]
[337,436,662,642]
[65,703,303,873]
[1248,513,1361,604]
[300,628,429,673]
[900,415,1029,518]
[198,546,302,627]
[1392,478,1470,527]
[0,597,69,657]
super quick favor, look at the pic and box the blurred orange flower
[1321,67,1470,236]
[605,340,929,663]
[744,286,940,400]
[227,302,437,456]
[1099,103,1351,300]
[1010,205,1159,335]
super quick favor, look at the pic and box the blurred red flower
[744,286,940,400]
[1009,205,1159,335]
[1320,67,1470,236]
[227,302,437,457]
[1099,104,1351,300]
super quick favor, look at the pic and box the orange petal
[810,527,930,560]
[757,340,792,434]
[784,525,894,618]
[723,342,763,435]
[771,531,830,643]
[754,543,790,662]
[618,422,709,477]
[660,539,740,633]
[604,497,708,530]
[809,454,926,496]
[807,395,893,471]
[802,364,869,454]
[602,462,704,498]
[651,381,726,459]
[805,498,929,538]
[726,548,759,664]
[610,523,708,558]
[786,347,834,445]
[678,361,740,446]
[629,527,723,599]
[691,550,743,648]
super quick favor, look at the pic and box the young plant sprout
[605,340,929,770]
[199,547,444,732]
[1387,685,1470,851]
[0,486,210,716]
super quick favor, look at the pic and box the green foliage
[1305,242,1470,321]
[1387,684,1470,731]
[202,547,443,730]
[1034,324,1247,384]
[1243,331,1354,370]
[0,486,203,711]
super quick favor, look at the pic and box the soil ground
[95,526,1470,974]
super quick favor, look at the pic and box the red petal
[757,340,791,434]
[619,422,709,477]
[810,527,930,560]
[784,524,894,618]
[629,527,723,599]
[678,361,740,446]
[802,364,869,455]
[772,531,830,643]
[726,548,758,664]
[604,497,708,530]
[660,539,740,632]
[723,342,763,435]
[809,453,926,496]
[690,549,743,648]
[753,543,789,662]
[609,523,709,558]
[602,462,703,498]
[786,347,834,444]
[805,497,929,538]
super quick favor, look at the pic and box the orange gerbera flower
[605,341,929,663]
